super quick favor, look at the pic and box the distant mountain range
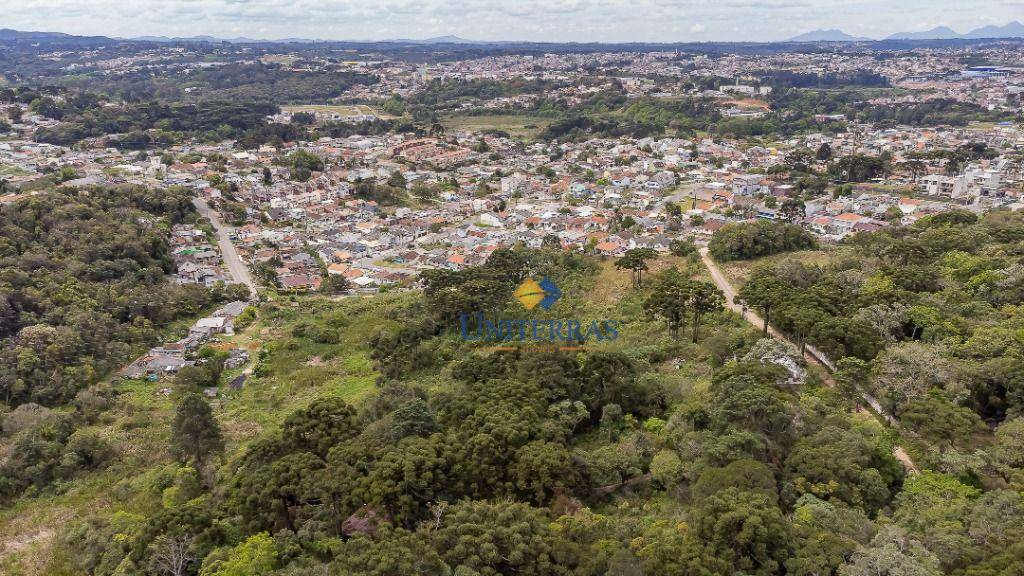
[387,35,482,45]
[2,26,1023,47]
[790,20,1024,42]
[133,35,266,43]
[962,21,1024,39]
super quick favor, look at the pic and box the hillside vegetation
[1,241,1019,575]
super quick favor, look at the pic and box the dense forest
[761,71,891,89]
[0,186,243,407]
[30,96,280,148]
[0,186,248,505]
[730,209,1024,469]
[0,64,376,148]
[37,63,377,105]
[848,98,1013,127]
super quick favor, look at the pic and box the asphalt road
[193,198,258,300]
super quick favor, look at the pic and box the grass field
[0,164,30,178]
[282,104,392,119]
[441,113,554,139]
[718,247,842,287]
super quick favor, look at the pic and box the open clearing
[442,113,553,139]
[282,104,391,118]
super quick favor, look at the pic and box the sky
[1,0,1022,43]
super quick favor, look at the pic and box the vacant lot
[282,104,387,117]
[442,113,553,139]
[0,164,30,177]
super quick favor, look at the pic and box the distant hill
[963,21,1024,39]
[0,28,73,40]
[0,28,115,47]
[130,33,482,45]
[387,35,483,45]
[886,26,961,40]
[788,29,871,42]
[132,35,274,44]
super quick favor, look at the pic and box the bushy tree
[170,393,224,470]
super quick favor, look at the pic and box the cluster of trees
[63,325,1024,576]
[405,78,564,111]
[763,70,890,89]
[732,210,1024,462]
[0,394,117,503]
[279,150,325,182]
[31,95,280,148]
[352,180,406,207]
[45,62,377,105]
[537,94,724,142]
[643,266,725,343]
[906,142,1000,176]
[0,186,248,502]
[370,247,597,378]
[173,63,376,104]
[767,88,1013,135]
[826,154,890,183]
[849,98,1012,127]
[0,186,242,407]
[708,220,816,261]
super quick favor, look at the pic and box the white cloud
[1,0,1021,42]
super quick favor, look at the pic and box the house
[594,241,623,255]
[351,276,377,288]
[831,213,867,237]
[214,301,248,319]
[327,263,350,276]
[280,274,320,291]
[120,353,191,379]
[479,213,503,227]
[224,348,250,369]
[192,316,233,337]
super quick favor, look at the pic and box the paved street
[193,198,258,299]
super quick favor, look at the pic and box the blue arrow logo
[538,277,562,310]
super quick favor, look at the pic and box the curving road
[699,247,918,473]
[193,198,258,300]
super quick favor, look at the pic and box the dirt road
[699,248,918,474]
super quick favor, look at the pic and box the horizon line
[3,22,1024,46]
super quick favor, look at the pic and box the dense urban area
[1,26,1024,576]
